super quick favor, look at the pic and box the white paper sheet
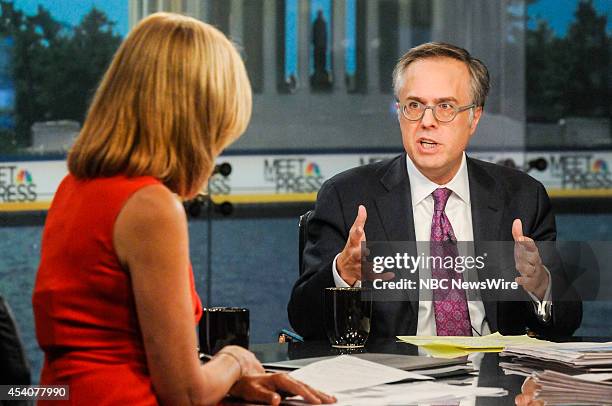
[288,355,432,394]
[332,382,507,406]
[573,373,612,383]
[283,381,507,405]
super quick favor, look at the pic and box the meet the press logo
[263,158,324,192]
[0,165,38,202]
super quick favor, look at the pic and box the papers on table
[284,355,506,405]
[397,331,550,358]
[574,373,612,382]
[264,352,466,372]
[283,381,507,405]
[351,353,477,379]
[500,342,612,405]
[288,355,432,393]
[328,382,507,406]
[532,370,612,405]
[501,341,612,375]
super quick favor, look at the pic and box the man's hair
[68,12,252,198]
[392,42,490,108]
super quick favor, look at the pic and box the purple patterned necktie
[431,188,472,336]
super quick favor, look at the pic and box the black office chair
[277,211,314,343]
[556,241,599,300]
[0,296,31,387]
[298,210,314,276]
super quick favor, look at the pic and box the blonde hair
[68,12,252,198]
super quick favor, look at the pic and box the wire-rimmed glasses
[399,100,476,122]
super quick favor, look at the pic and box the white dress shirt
[405,153,490,335]
[332,153,551,335]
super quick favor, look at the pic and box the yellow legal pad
[396,332,551,358]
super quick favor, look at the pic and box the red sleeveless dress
[33,174,202,405]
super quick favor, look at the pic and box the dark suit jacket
[0,296,30,386]
[288,154,582,340]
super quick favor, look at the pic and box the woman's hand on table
[230,373,336,405]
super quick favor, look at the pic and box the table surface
[248,339,519,405]
[245,337,610,405]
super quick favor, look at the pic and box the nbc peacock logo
[305,162,321,177]
[16,169,33,184]
[592,159,608,174]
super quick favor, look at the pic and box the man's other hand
[337,205,367,286]
[512,219,549,300]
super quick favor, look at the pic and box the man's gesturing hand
[337,205,367,286]
[512,219,549,300]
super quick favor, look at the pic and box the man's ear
[469,106,483,134]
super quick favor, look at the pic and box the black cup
[199,307,249,355]
[324,287,372,348]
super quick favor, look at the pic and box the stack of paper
[501,342,612,404]
[328,381,507,406]
[397,331,550,358]
[264,352,473,378]
[286,355,507,405]
[500,341,612,376]
[288,355,432,394]
[532,370,612,405]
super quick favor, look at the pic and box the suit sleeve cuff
[332,253,361,287]
[527,265,552,323]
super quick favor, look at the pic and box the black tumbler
[324,287,372,348]
[199,307,249,355]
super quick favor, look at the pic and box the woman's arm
[114,184,240,405]
[114,184,335,406]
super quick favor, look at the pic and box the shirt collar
[405,152,470,206]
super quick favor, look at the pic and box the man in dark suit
[288,42,582,340]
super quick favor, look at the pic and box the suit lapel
[467,157,504,332]
[373,154,419,323]
[468,158,503,242]
[375,154,416,242]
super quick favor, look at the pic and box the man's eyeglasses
[399,100,476,123]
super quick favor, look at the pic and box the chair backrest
[298,210,314,276]
[0,296,31,386]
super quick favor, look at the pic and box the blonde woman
[33,13,334,406]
